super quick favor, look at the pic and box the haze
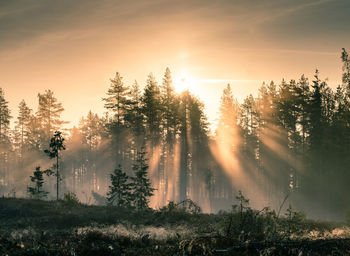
[1,0,349,126]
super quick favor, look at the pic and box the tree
[308,70,326,172]
[159,68,179,205]
[341,48,350,91]
[106,165,132,207]
[160,68,178,146]
[79,111,102,151]
[36,90,65,148]
[27,166,53,199]
[0,88,12,189]
[178,91,209,203]
[124,80,145,152]
[103,72,130,166]
[103,72,129,125]
[13,100,32,161]
[240,94,259,160]
[44,131,66,200]
[0,88,11,148]
[141,73,162,148]
[217,84,240,151]
[130,148,155,210]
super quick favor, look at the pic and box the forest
[0,48,349,223]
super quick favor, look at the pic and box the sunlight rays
[173,72,197,93]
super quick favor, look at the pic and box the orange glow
[173,72,197,93]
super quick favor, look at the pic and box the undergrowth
[0,196,349,255]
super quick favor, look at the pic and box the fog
[0,55,349,221]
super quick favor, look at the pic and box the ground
[0,198,350,255]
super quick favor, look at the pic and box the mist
[0,52,349,222]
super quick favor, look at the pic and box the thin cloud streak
[256,0,332,24]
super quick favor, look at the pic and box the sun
[173,72,196,93]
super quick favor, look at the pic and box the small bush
[160,199,201,214]
[63,192,80,207]
[278,204,307,238]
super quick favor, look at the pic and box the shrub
[63,192,80,206]
[160,199,201,214]
[279,204,307,238]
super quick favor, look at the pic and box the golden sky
[0,0,349,128]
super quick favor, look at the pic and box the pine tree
[36,90,65,148]
[159,68,179,205]
[178,91,209,203]
[79,111,102,151]
[26,114,42,151]
[107,165,132,207]
[27,166,53,199]
[141,73,162,147]
[341,48,350,92]
[295,75,311,156]
[14,100,32,160]
[308,70,325,170]
[217,84,240,150]
[130,148,155,210]
[103,72,129,125]
[240,94,259,159]
[0,88,11,148]
[0,88,12,188]
[124,80,144,148]
[44,131,66,200]
[178,91,190,202]
[187,93,210,203]
[160,68,178,145]
[103,72,130,166]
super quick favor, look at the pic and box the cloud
[1,0,349,53]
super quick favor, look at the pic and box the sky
[1,0,349,129]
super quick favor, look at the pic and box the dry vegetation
[1,197,350,255]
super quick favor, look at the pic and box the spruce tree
[27,166,53,199]
[130,148,155,210]
[107,165,132,207]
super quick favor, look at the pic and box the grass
[0,198,350,255]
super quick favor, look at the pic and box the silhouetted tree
[341,48,350,91]
[13,100,32,165]
[124,80,145,156]
[141,73,162,148]
[36,90,65,148]
[27,166,53,199]
[159,68,179,205]
[44,131,66,200]
[130,148,155,210]
[0,88,11,147]
[0,88,11,189]
[103,72,130,166]
[103,72,129,125]
[107,165,132,207]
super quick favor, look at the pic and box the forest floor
[1,198,350,255]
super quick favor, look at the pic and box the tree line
[0,49,349,219]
